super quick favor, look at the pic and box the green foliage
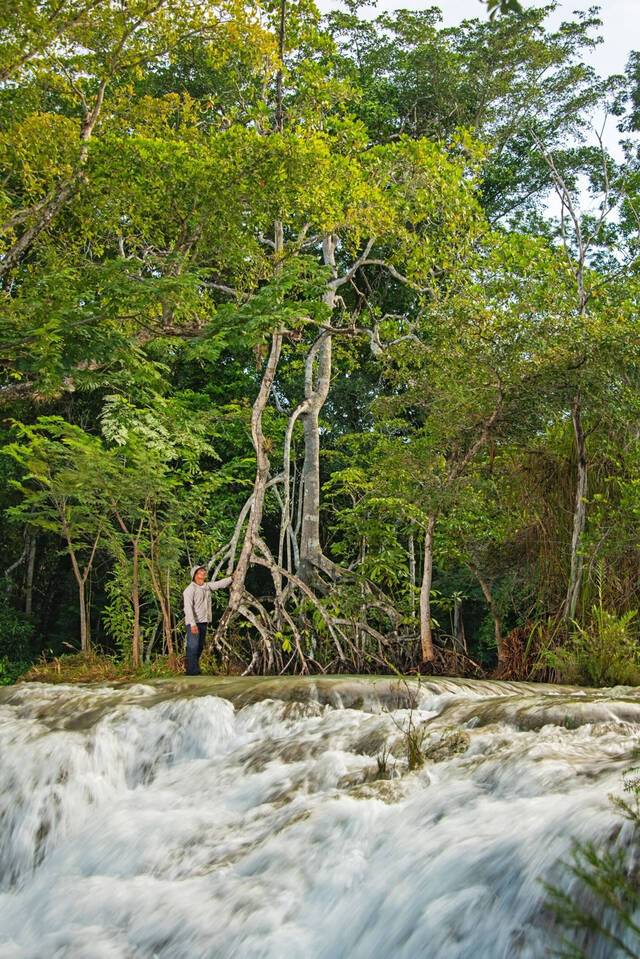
[0,657,32,686]
[543,606,640,688]
[376,744,395,780]
[485,0,523,17]
[0,0,637,680]
[405,720,428,771]
[102,570,136,660]
[0,580,35,684]
[0,589,34,662]
[546,771,640,958]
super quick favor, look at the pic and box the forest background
[1,0,639,684]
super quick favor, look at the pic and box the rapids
[0,675,638,958]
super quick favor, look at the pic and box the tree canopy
[1,0,638,683]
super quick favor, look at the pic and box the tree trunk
[144,506,175,663]
[453,596,466,654]
[131,535,141,668]
[161,596,174,660]
[298,356,330,581]
[298,234,337,584]
[408,532,416,616]
[217,330,283,635]
[78,579,89,653]
[563,392,587,622]
[470,563,504,663]
[145,618,160,662]
[418,400,502,664]
[146,559,174,661]
[113,511,145,667]
[63,524,99,654]
[419,515,436,663]
[216,207,286,649]
[25,533,36,617]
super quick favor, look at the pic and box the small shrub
[546,769,640,958]
[405,719,428,770]
[376,744,395,779]
[385,672,428,770]
[544,606,639,687]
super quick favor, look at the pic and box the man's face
[194,568,207,585]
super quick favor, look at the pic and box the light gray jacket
[183,568,233,625]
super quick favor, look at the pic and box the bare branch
[348,259,426,293]
[330,238,376,290]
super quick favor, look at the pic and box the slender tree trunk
[419,515,436,663]
[25,533,36,617]
[145,557,174,661]
[298,359,330,581]
[148,565,173,660]
[453,596,466,654]
[165,568,174,659]
[144,508,175,663]
[161,596,174,660]
[114,510,145,667]
[78,578,89,653]
[408,532,416,617]
[563,392,587,622]
[469,562,504,663]
[4,530,28,583]
[63,523,99,654]
[145,618,160,662]
[131,535,141,668]
[536,145,592,628]
[417,400,501,664]
[298,235,337,583]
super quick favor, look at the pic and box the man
[183,565,233,675]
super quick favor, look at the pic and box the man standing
[183,566,233,675]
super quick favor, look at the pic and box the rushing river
[0,676,638,959]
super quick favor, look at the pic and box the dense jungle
[1,0,639,685]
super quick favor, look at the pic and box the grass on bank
[537,605,640,688]
[4,645,240,685]
[6,651,183,685]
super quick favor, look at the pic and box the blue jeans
[186,622,207,675]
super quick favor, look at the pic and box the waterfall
[0,676,638,958]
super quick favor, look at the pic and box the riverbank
[10,646,640,692]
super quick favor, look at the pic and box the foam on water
[0,676,638,958]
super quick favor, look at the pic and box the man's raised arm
[208,575,233,591]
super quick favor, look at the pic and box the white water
[0,676,638,959]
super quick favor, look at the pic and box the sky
[316,0,637,159]
[442,1,635,84]
[317,0,636,82]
